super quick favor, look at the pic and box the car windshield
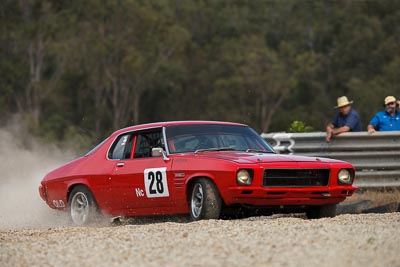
[165,124,274,154]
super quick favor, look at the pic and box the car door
[109,128,174,212]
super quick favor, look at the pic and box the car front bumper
[224,185,356,206]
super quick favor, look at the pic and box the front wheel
[189,178,222,220]
[68,186,103,226]
[306,204,337,219]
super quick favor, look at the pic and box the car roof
[112,121,247,136]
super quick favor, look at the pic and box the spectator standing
[367,96,400,134]
[326,96,362,142]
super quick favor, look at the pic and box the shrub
[287,121,314,133]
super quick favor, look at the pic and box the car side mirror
[151,147,170,161]
[151,147,164,157]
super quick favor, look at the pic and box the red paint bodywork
[39,121,356,217]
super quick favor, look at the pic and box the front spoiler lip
[224,185,356,206]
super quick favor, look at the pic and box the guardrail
[261,131,400,188]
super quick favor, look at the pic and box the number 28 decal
[144,167,170,198]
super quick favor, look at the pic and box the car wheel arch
[67,183,94,206]
[185,176,224,205]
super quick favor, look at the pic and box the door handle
[117,162,125,167]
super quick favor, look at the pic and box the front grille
[263,169,330,187]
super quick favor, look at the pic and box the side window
[134,130,164,158]
[109,133,134,160]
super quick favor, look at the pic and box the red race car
[39,121,356,225]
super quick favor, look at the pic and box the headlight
[338,169,352,184]
[237,169,253,185]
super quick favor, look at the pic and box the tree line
[1,0,399,150]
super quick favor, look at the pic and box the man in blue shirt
[326,96,362,142]
[367,96,400,133]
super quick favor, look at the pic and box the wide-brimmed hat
[334,96,353,109]
[384,96,396,105]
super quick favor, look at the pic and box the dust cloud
[0,122,77,229]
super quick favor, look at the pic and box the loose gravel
[1,127,399,267]
[1,213,399,267]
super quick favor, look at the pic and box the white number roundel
[144,167,169,198]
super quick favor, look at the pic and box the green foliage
[288,121,314,133]
[1,0,400,147]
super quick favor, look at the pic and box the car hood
[193,151,342,164]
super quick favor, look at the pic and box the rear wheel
[306,204,337,219]
[189,178,222,220]
[68,186,103,226]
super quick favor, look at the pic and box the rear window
[84,138,109,157]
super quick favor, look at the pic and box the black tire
[189,178,222,220]
[306,204,337,219]
[68,185,103,226]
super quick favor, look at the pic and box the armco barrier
[261,131,400,188]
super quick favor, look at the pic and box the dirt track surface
[1,126,400,266]
[1,213,399,267]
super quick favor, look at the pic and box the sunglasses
[386,102,396,106]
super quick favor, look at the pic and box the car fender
[185,172,218,199]
[66,179,91,199]
[184,171,237,205]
